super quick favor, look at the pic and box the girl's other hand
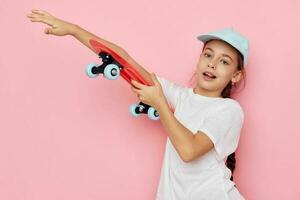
[131,73,168,110]
[27,9,76,36]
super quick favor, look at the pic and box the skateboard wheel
[129,104,141,117]
[148,107,160,120]
[85,63,99,78]
[103,64,120,80]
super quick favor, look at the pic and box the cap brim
[197,35,222,43]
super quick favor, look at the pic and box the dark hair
[217,40,245,181]
[190,39,246,181]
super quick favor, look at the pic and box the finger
[27,13,42,19]
[32,9,51,16]
[44,27,53,34]
[28,17,45,23]
[31,10,44,16]
[138,94,144,101]
[130,86,141,95]
[151,73,160,86]
[29,17,54,27]
[131,79,145,89]
[27,13,35,17]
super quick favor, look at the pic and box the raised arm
[27,9,153,84]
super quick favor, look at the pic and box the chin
[197,79,216,90]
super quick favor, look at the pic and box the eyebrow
[204,47,233,61]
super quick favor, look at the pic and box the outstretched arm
[27,9,153,84]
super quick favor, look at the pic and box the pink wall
[1,0,299,199]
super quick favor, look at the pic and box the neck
[193,87,222,98]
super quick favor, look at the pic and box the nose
[208,61,216,70]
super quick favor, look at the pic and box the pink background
[1,0,299,199]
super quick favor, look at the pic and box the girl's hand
[131,73,168,110]
[27,9,76,36]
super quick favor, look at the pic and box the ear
[231,70,243,84]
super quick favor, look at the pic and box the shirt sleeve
[197,102,245,159]
[156,75,183,110]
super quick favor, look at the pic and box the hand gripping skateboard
[85,39,160,120]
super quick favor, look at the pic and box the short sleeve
[198,102,245,159]
[156,76,183,109]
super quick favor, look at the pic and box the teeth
[204,72,216,78]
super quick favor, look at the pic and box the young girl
[27,9,248,200]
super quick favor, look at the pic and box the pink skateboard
[85,39,159,120]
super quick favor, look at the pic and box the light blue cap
[197,27,249,65]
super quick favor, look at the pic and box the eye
[221,59,229,65]
[204,53,211,57]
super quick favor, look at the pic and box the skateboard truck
[130,102,159,120]
[85,52,123,80]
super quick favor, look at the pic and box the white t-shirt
[156,76,246,200]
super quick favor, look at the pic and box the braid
[226,152,236,181]
[217,40,244,182]
[222,81,236,181]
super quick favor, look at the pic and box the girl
[27,9,248,200]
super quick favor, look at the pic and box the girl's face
[195,39,243,97]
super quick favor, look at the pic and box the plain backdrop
[1,0,299,199]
